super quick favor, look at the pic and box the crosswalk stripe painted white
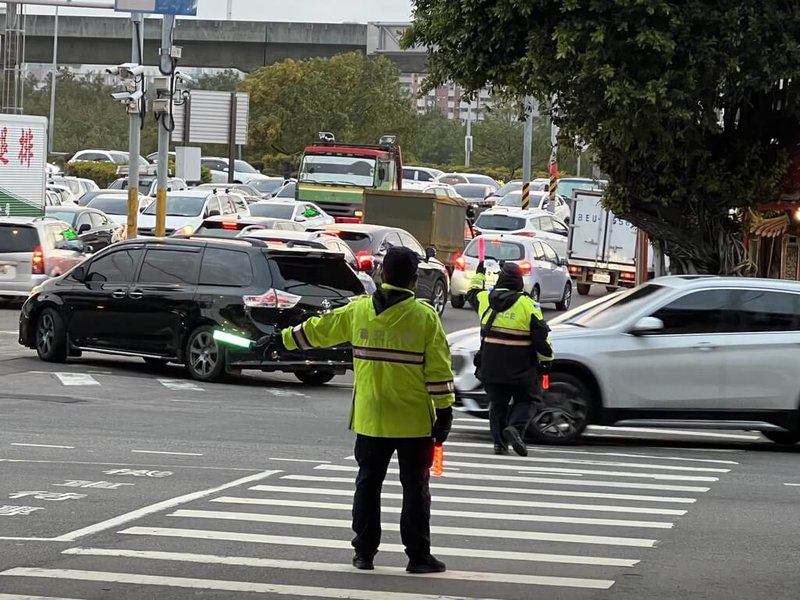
[62,547,616,590]
[157,379,204,392]
[314,464,711,492]
[282,474,699,503]
[585,426,761,440]
[211,497,674,529]
[53,373,99,386]
[248,484,689,515]
[443,442,739,465]
[169,510,658,548]
[438,451,730,473]
[0,568,507,600]
[121,526,640,567]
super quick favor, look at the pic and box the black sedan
[45,206,123,251]
[313,223,450,315]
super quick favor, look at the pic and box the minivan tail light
[519,261,532,275]
[355,251,374,273]
[454,253,466,271]
[32,246,44,275]
[243,288,302,309]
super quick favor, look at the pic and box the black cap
[496,262,524,291]
[382,246,419,288]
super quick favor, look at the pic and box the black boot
[503,426,528,457]
[493,443,508,455]
[406,554,446,574]
[352,553,374,570]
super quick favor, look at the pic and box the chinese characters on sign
[18,128,34,167]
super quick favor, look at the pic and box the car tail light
[568,265,580,274]
[516,231,537,238]
[221,221,240,230]
[336,216,361,224]
[621,271,635,281]
[32,246,44,275]
[519,261,532,275]
[454,253,466,271]
[355,250,374,273]
[243,288,301,309]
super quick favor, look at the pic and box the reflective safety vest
[282,285,455,438]
[470,272,554,385]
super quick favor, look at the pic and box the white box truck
[567,189,646,295]
[0,115,47,217]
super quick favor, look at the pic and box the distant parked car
[249,200,335,228]
[497,190,572,223]
[436,172,500,191]
[247,177,290,198]
[68,149,149,165]
[201,157,263,184]
[109,176,188,197]
[190,215,305,238]
[85,193,150,230]
[137,190,248,237]
[473,208,570,257]
[45,206,123,251]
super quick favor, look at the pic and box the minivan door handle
[692,342,716,352]
[111,289,126,299]
[128,289,144,300]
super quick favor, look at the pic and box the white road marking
[158,379,203,392]
[10,443,74,449]
[62,547,615,589]
[0,458,258,472]
[783,483,800,487]
[1,568,513,600]
[53,373,99,386]
[314,464,711,492]
[121,526,640,567]
[283,474,698,503]
[443,442,739,464]
[439,450,730,473]
[0,537,66,542]
[0,595,84,600]
[131,450,204,456]
[50,470,280,542]
[248,484,688,515]
[585,426,761,440]
[169,509,658,547]
[268,458,332,464]
[212,497,673,529]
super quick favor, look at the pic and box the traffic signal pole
[155,14,176,238]
[126,12,144,239]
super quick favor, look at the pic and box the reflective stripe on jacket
[282,284,455,438]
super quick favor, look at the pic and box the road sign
[115,0,198,16]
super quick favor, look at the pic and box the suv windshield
[0,224,38,252]
[475,214,526,231]
[454,184,489,199]
[494,181,522,197]
[465,239,524,261]
[270,255,364,298]
[249,203,294,219]
[571,283,668,329]
[250,179,284,194]
[87,196,127,215]
[143,195,205,217]
[299,155,377,187]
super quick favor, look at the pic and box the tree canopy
[405,0,800,273]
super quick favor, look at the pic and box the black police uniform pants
[485,382,538,446]
[352,434,434,562]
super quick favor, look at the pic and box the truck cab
[296,133,402,223]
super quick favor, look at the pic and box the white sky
[17,0,414,22]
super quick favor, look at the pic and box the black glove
[432,407,453,444]
[476,260,486,275]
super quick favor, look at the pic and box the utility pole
[521,96,533,208]
[126,12,144,239]
[47,4,59,154]
[547,104,559,212]
[226,0,233,20]
[155,14,176,237]
[464,101,473,167]
[2,2,25,114]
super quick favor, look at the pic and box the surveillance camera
[175,72,194,85]
[118,63,145,78]
[128,90,144,102]
[106,66,120,76]
[110,91,130,101]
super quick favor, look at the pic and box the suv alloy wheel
[35,308,68,363]
[185,325,226,382]
[528,373,591,444]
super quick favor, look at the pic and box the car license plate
[592,271,611,284]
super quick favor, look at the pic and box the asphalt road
[1,293,800,599]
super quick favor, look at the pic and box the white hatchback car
[449,276,800,445]
[449,234,571,310]
[473,208,570,257]
[248,200,335,229]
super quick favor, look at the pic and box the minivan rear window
[465,239,524,261]
[0,225,39,252]
[270,255,363,298]
[335,231,372,253]
[475,214,526,231]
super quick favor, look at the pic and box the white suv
[448,276,800,445]
[473,208,570,257]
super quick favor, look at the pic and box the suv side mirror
[425,246,437,261]
[630,316,664,336]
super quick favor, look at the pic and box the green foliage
[193,69,243,92]
[242,53,417,156]
[404,111,464,165]
[200,166,213,184]
[405,0,800,273]
[64,161,119,188]
[261,153,298,178]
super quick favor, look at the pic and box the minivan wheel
[295,369,335,385]
[577,283,591,296]
[555,282,572,311]
[450,294,466,309]
[528,373,591,445]
[763,431,800,445]
[36,308,68,363]
[431,279,447,315]
[185,326,225,382]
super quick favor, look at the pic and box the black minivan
[19,237,363,384]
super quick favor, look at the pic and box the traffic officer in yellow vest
[281,247,454,574]
[467,261,554,456]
